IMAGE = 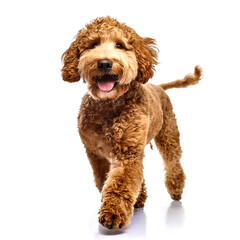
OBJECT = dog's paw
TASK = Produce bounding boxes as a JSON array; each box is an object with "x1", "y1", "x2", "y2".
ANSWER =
[
  {"x1": 99, "y1": 205, "x2": 130, "y2": 229},
  {"x1": 99, "y1": 212, "x2": 125, "y2": 229},
  {"x1": 165, "y1": 173, "x2": 185, "y2": 201},
  {"x1": 170, "y1": 193, "x2": 182, "y2": 201}
]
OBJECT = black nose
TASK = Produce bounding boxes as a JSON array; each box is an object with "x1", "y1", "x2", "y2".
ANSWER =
[{"x1": 98, "y1": 59, "x2": 112, "y2": 73}]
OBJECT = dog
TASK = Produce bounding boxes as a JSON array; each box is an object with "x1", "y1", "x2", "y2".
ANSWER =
[{"x1": 61, "y1": 16, "x2": 202, "y2": 229}]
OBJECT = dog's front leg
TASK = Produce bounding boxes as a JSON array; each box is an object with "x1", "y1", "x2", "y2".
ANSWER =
[{"x1": 99, "y1": 153, "x2": 143, "y2": 229}]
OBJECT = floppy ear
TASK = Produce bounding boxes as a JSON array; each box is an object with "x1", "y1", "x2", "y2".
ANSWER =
[
  {"x1": 135, "y1": 37, "x2": 158, "y2": 84},
  {"x1": 61, "y1": 37, "x2": 81, "y2": 82}
]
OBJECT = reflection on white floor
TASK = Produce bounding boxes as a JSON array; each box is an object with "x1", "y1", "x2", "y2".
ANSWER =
[
  {"x1": 94, "y1": 200, "x2": 186, "y2": 239},
  {"x1": 165, "y1": 201, "x2": 185, "y2": 228}
]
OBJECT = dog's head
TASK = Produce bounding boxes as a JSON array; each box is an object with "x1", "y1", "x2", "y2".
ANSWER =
[{"x1": 62, "y1": 17, "x2": 158, "y2": 101}]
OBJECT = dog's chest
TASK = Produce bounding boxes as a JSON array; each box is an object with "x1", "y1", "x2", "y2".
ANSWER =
[
  {"x1": 78, "y1": 97, "x2": 125, "y2": 152},
  {"x1": 79, "y1": 103, "x2": 120, "y2": 133}
]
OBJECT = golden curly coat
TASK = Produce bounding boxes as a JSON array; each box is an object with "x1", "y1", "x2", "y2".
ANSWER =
[{"x1": 61, "y1": 16, "x2": 202, "y2": 230}]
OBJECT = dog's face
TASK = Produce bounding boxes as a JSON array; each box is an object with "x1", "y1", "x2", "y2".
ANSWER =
[
  {"x1": 78, "y1": 29, "x2": 139, "y2": 100},
  {"x1": 62, "y1": 17, "x2": 158, "y2": 101}
]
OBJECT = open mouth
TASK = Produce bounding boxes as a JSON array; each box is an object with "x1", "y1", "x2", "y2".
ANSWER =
[{"x1": 96, "y1": 74, "x2": 119, "y2": 92}]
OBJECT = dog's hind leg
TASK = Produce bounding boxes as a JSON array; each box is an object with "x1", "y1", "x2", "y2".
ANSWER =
[
  {"x1": 86, "y1": 150, "x2": 110, "y2": 192},
  {"x1": 154, "y1": 97, "x2": 185, "y2": 200}
]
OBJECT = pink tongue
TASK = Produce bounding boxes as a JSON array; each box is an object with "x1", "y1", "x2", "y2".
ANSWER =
[{"x1": 97, "y1": 81, "x2": 115, "y2": 92}]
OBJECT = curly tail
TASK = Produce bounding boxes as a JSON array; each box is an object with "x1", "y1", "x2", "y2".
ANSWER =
[{"x1": 160, "y1": 66, "x2": 203, "y2": 90}]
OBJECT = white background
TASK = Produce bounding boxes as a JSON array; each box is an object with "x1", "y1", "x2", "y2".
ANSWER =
[{"x1": 1, "y1": 0, "x2": 240, "y2": 239}]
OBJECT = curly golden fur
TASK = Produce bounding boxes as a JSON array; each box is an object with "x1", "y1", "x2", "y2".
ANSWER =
[{"x1": 61, "y1": 16, "x2": 202, "y2": 230}]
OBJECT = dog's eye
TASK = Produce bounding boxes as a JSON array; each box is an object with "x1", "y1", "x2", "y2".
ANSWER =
[
  {"x1": 116, "y1": 43, "x2": 124, "y2": 49},
  {"x1": 91, "y1": 42, "x2": 99, "y2": 49}
]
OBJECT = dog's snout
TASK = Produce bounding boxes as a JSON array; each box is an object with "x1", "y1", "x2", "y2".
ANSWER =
[{"x1": 98, "y1": 59, "x2": 112, "y2": 73}]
